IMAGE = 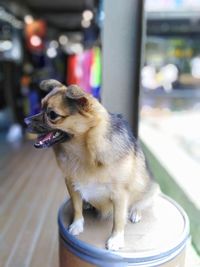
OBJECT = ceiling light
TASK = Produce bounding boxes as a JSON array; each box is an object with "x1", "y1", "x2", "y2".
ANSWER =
[
  {"x1": 71, "y1": 43, "x2": 83, "y2": 54},
  {"x1": 82, "y1": 10, "x2": 93, "y2": 21},
  {"x1": 46, "y1": 47, "x2": 57, "y2": 58},
  {"x1": 50, "y1": 40, "x2": 59, "y2": 49},
  {"x1": 59, "y1": 35, "x2": 68, "y2": 46},
  {"x1": 81, "y1": 20, "x2": 91, "y2": 28},
  {"x1": 24, "y1": 15, "x2": 34, "y2": 24},
  {"x1": 0, "y1": 40, "x2": 13, "y2": 51},
  {"x1": 30, "y1": 35, "x2": 42, "y2": 47}
]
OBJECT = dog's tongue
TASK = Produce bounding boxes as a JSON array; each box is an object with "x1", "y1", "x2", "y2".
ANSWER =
[{"x1": 38, "y1": 132, "x2": 54, "y2": 143}]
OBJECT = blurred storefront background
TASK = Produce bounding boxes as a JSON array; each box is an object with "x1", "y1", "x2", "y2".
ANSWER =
[
  {"x1": 0, "y1": 0, "x2": 102, "y2": 143},
  {"x1": 141, "y1": 0, "x2": 200, "y2": 170},
  {"x1": 0, "y1": 0, "x2": 199, "y2": 145},
  {"x1": 141, "y1": 0, "x2": 200, "y2": 162},
  {"x1": 143, "y1": 0, "x2": 200, "y2": 111},
  {"x1": 140, "y1": 0, "x2": 200, "y2": 255}
]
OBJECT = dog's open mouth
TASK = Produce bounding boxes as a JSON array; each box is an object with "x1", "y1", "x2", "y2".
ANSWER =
[{"x1": 34, "y1": 130, "x2": 70, "y2": 148}]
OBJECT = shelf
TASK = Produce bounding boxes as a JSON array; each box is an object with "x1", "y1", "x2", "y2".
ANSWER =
[{"x1": 146, "y1": 11, "x2": 200, "y2": 20}]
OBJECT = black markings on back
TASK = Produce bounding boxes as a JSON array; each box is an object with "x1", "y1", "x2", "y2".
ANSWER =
[{"x1": 108, "y1": 113, "x2": 139, "y2": 158}]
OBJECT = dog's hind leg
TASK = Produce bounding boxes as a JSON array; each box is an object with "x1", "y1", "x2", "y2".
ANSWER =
[{"x1": 129, "y1": 182, "x2": 160, "y2": 224}]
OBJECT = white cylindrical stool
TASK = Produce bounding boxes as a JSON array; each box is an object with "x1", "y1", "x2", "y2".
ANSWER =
[{"x1": 58, "y1": 194, "x2": 190, "y2": 267}]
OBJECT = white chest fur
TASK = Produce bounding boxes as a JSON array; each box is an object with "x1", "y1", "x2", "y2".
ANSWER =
[{"x1": 74, "y1": 182, "x2": 109, "y2": 202}]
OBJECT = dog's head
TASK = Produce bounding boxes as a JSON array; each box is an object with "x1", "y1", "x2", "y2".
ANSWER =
[{"x1": 25, "y1": 79, "x2": 99, "y2": 148}]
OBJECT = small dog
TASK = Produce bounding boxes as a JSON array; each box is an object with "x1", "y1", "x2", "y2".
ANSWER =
[{"x1": 25, "y1": 79, "x2": 159, "y2": 250}]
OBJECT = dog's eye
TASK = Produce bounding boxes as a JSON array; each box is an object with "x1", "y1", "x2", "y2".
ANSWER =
[{"x1": 48, "y1": 110, "x2": 59, "y2": 120}]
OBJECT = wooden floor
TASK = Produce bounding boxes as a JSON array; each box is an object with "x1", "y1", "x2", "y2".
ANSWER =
[{"x1": 0, "y1": 140, "x2": 67, "y2": 267}]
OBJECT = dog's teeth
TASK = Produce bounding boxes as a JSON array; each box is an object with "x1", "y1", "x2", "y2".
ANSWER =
[{"x1": 54, "y1": 132, "x2": 60, "y2": 138}]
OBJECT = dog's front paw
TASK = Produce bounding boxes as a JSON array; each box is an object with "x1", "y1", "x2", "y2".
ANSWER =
[
  {"x1": 106, "y1": 232, "x2": 124, "y2": 251},
  {"x1": 68, "y1": 218, "x2": 84, "y2": 236}
]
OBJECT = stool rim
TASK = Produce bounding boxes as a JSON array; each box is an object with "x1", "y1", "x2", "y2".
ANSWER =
[{"x1": 58, "y1": 194, "x2": 190, "y2": 266}]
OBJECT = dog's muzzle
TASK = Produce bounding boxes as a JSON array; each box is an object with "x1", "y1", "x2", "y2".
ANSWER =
[
  {"x1": 24, "y1": 112, "x2": 72, "y2": 148},
  {"x1": 24, "y1": 112, "x2": 52, "y2": 134}
]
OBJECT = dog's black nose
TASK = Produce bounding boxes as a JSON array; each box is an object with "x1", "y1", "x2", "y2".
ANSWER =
[{"x1": 24, "y1": 112, "x2": 43, "y2": 125}]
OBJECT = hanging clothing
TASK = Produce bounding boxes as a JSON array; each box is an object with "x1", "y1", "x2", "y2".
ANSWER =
[
  {"x1": 66, "y1": 47, "x2": 102, "y2": 99},
  {"x1": 67, "y1": 55, "x2": 79, "y2": 85}
]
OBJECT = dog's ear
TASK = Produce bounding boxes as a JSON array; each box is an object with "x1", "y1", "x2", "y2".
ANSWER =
[
  {"x1": 40, "y1": 79, "x2": 63, "y2": 92},
  {"x1": 66, "y1": 85, "x2": 89, "y2": 110}
]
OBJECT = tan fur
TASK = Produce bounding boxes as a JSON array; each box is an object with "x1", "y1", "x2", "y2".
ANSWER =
[{"x1": 42, "y1": 84, "x2": 159, "y2": 250}]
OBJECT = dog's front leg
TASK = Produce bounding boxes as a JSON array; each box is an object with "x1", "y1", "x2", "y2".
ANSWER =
[
  {"x1": 65, "y1": 179, "x2": 84, "y2": 235},
  {"x1": 106, "y1": 194, "x2": 128, "y2": 250}
]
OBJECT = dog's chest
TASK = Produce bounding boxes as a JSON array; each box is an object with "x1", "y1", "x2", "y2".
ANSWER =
[{"x1": 73, "y1": 182, "x2": 110, "y2": 202}]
